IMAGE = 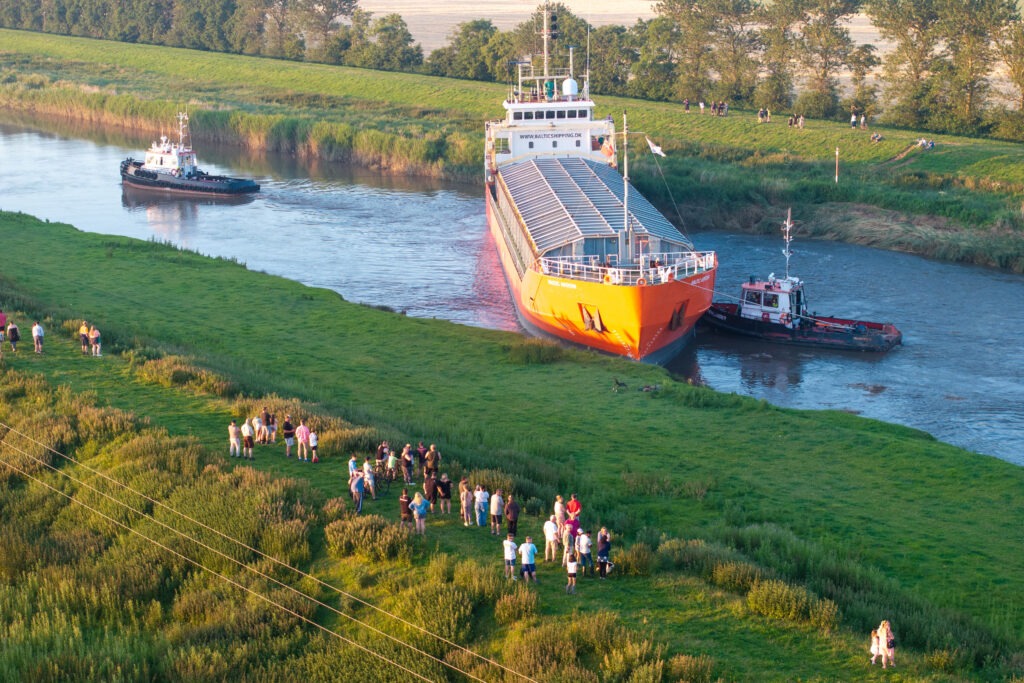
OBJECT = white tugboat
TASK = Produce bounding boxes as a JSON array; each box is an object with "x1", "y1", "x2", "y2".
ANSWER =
[
  {"x1": 120, "y1": 112, "x2": 259, "y2": 196},
  {"x1": 702, "y1": 210, "x2": 902, "y2": 352}
]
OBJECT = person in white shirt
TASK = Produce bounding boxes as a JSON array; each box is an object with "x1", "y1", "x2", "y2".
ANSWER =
[
  {"x1": 543, "y1": 515, "x2": 559, "y2": 562},
  {"x1": 31, "y1": 321, "x2": 44, "y2": 354},
  {"x1": 489, "y1": 490, "x2": 504, "y2": 535},
  {"x1": 474, "y1": 486, "x2": 489, "y2": 527},
  {"x1": 502, "y1": 534, "x2": 519, "y2": 580},
  {"x1": 576, "y1": 529, "x2": 593, "y2": 576},
  {"x1": 240, "y1": 419, "x2": 255, "y2": 459}
]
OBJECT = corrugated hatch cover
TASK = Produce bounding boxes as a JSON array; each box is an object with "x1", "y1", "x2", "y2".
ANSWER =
[{"x1": 499, "y1": 157, "x2": 693, "y2": 254}]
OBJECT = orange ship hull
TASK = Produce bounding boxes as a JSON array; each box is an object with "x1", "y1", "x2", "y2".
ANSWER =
[{"x1": 487, "y1": 196, "x2": 717, "y2": 363}]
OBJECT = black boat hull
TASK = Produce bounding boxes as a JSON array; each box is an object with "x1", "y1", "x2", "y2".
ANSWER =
[
  {"x1": 702, "y1": 304, "x2": 902, "y2": 352},
  {"x1": 120, "y1": 159, "x2": 259, "y2": 196}
]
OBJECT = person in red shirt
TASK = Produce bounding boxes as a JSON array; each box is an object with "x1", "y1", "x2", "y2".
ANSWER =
[{"x1": 566, "y1": 493, "x2": 582, "y2": 520}]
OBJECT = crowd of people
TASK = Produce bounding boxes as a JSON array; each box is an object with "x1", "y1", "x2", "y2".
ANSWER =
[
  {"x1": 0, "y1": 311, "x2": 103, "y2": 359},
  {"x1": 228, "y1": 409, "x2": 320, "y2": 463}
]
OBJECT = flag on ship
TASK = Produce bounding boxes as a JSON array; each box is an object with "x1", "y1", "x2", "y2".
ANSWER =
[{"x1": 646, "y1": 137, "x2": 666, "y2": 157}]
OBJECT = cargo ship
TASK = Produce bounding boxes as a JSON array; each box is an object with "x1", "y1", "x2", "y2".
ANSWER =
[
  {"x1": 484, "y1": 11, "x2": 716, "y2": 363},
  {"x1": 120, "y1": 112, "x2": 259, "y2": 196}
]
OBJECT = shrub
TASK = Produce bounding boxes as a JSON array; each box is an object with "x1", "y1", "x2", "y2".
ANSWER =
[
  {"x1": 452, "y1": 559, "x2": 503, "y2": 603},
  {"x1": 657, "y1": 538, "x2": 739, "y2": 577},
  {"x1": 523, "y1": 496, "x2": 544, "y2": 517},
  {"x1": 494, "y1": 585, "x2": 537, "y2": 625},
  {"x1": 712, "y1": 561, "x2": 763, "y2": 594},
  {"x1": 808, "y1": 596, "x2": 840, "y2": 633},
  {"x1": 747, "y1": 579, "x2": 808, "y2": 622},
  {"x1": 323, "y1": 515, "x2": 412, "y2": 562},
  {"x1": 615, "y1": 543, "x2": 653, "y2": 577},
  {"x1": 666, "y1": 653, "x2": 715, "y2": 683},
  {"x1": 924, "y1": 648, "x2": 965, "y2": 673},
  {"x1": 601, "y1": 638, "x2": 660, "y2": 681},
  {"x1": 505, "y1": 338, "x2": 564, "y2": 364},
  {"x1": 320, "y1": 497, "x2": 348, "y2": 524}
]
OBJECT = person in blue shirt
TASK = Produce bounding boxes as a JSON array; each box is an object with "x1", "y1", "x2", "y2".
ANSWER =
[
  {"x1": 518, "y1": 536, "x2": 539, "y2": 582},
  {"x1": 410, "y1": 492, "x2": 431, "y2": 535},
  {"x1": 350, "y1": 471, "x2": 365, "y2": 514}
]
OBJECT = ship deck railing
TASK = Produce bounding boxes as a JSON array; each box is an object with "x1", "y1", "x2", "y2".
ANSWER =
[{"x1": 538, "y1": 251, "x2": 715, "y2": 286}]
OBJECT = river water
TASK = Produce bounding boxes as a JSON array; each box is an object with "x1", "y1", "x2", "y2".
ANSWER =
[{"x1": 0, "y1": 117, "x2": 1021, "y2": 464}]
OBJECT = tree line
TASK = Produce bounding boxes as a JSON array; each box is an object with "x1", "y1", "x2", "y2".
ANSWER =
[{"x1": 5, "y1": 0, "x2": 1024, "y2": 138}]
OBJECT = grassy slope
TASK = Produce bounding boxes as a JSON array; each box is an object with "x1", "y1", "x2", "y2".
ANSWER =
[{"x1": 2, "y1": 211, "x2": 1022, "y2": 669}]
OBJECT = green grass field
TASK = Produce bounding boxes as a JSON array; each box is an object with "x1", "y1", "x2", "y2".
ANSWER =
[
  {"x1": 2, "y1": 28, "x2": 1024, "y2": 271},
  {"x1": 0, "y1": 210, "x2": 1021, "y2": 680}
]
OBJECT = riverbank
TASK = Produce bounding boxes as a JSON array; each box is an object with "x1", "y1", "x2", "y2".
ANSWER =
[
  {"x1": 0, "y1": 209, "x2": 1022, "y2": 679},
  {"x1": 2, "y1": 29, "x2": 1023, "y2": 272}
]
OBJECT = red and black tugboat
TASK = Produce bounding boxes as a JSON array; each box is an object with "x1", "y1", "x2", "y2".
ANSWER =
[
  {"x1": 120, "y1": 112, "x2": 259, "y2": 196},
  {"x1": 702, "y1": 210, "x2": 902, "y2": 352}
]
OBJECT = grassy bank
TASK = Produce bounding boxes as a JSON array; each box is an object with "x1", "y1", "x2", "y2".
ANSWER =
[
  {"x1": 0, "y1": 210, "x2": 1022, "y2": 679},
  {"x1": 2, "y1": 29, "x2": 1024, "y2": 271}
]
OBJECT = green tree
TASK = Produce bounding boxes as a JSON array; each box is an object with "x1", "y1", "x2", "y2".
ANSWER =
[
  {"x1": 345, "y1": 12, "x2": 422, "y2": 71},
  {"x1": 865, "y1": 0, "x2": 940, "y2": 128},
  {"x1": 170, "y1": 0, "x2": 236, "y2": 51},
  {"x1": 755, "y1": 0, "x2": 803, "y2": 110},
  {"x1": 654, "y1": 0, "x2": 717, "y2": 100},
  {"x1": 796, "y1": 0, "x2": 860, "y2": 118},
  {"x1": 933, "y1": 0, "x2": 1017, "y2": 131},
  {"x1": 587, "y1": 23, "x2": 637, "y2": 97},
  {"x1": 999, "y1": 20, "x2": 1024, "y2": 109},
  {"x1": 427, "y1": 19, "x2": 498, "y2": 81},
  {"x1": 628, "y1": 17, "x2": 679, "y2": 101},
  {"x1": 709, "y1": 0, "x2": 760, "y2": 105},
  {"x1": 841, "y1": 43, "x2": 879, "y2": 115},
  {"x1": 226, "y1": 0, "x2": 267, "y2": 55},
  {"x1": 298, "y1": 0, "x2": 358, "y2": 62}
]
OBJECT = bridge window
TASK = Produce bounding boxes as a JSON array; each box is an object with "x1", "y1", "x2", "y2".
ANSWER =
[
  {"x1": 513, "y1": 112, "x2": 523, "y2": 120},
  {"x1": 578, "y1": 110, "x2": 588, "y2": 119},
  {"x1": 557, "y1": 110, "x2": 566, "y2": 119},
  {"x1": 546, "y1": 110, "x2": 556, "y2": 119},
  {"x1": 744, "y1": 290, "x2": 762, "y2": 305},
  {"x1": 524, "y1": 111, "x2": 534, "y2": 120},
  {"x1": 568, "y1": 110, "x2": 577, "y2": 118}
]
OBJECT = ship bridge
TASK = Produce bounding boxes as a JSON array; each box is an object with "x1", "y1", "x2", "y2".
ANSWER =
[{"x1": 498, "y1": 156, "x2": 693, "y2": 261}]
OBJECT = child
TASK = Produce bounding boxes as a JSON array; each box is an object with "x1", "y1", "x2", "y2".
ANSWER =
[
  {"x1": 503, "y1": 534, "x2": 519, "y2": 580},
  {"x1": 566, "y1": 551, "x2": 578, "y2": 594},
  {"x1": 869, "y1": 629, "x2": 880, "y2": 665},
  {"x1": 309, "y1": 427, "x2": 319, "y2": 463}
]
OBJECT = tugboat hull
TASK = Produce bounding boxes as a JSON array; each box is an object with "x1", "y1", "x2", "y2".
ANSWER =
[
  {"x1": 702, "y1": 304, "x2": 901, "y2": 352},
  {"x1": 120, "y1": 159, "x2": 259, "y2": 196}
]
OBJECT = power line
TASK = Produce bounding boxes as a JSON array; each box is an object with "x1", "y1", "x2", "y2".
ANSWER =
[
  {"x1": 0, "y1": 427, "x2": 527, "y2": 682},
  {"x1": 0, "y1": 451, "x2": 436, "y2": 683}
]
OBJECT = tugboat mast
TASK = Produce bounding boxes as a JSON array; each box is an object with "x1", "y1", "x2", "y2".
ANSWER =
[{"x1": 782, "y1": 208, "x2": 794, "y2": 280}]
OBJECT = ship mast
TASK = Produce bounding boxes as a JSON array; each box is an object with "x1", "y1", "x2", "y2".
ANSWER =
[
  {"x1": 782, "y1": 208, "x2": 794, "y2": 279},
  {"x1": 177, "y1": 112, "x2": 189, "y2": 149},
  {"x1": 622, "y1": 111, "x2": 632, "y2": 265}
]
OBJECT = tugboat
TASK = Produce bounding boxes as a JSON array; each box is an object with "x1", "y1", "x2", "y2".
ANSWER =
[
  {"x1": 120, "y1": 112, "x2": 259, "y2": 196},
  {"x1": 702, "y1": 210, "x2": 901, "y2": 352},
  {"x1": 484, "y1": 5, "x2": 716, "y2": 363}
]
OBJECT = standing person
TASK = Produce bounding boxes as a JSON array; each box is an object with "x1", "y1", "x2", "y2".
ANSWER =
[
  {"x1": 869, "y1": 629, "x2": 881, "y2": 666},
  {"x1": 543, "y1": 515, "x2": 559, "y2": 562},
  {"x1": 281, "y1": 415, "x2": 296, "y2": 458},
  {"x1": 561, "y1": 523, "x2": 575, "y2": 567},
  {"x1": 6, "y1": 321, "x2": 19, "y2": 353},
  {"x1": 424, "y1": 444, "x2": 441, "y2": 479},
  {"x1": 798, "y1": 114, "x2": 805, "y2": 129},
  {"x1": 460, "y1": 479, "x2": 474, "y2": 526},
  {"x1": 376, "y1": 440, "x2": 390, "y2": 467},
  {"x1": 228, "y1": 420, "x2": 241, "y2": 458},
  {"x1": 349, "y1": 471, "x2": 365, "y2": 514},
  {"x1": 597, "y1": 527, "x2": 613, "y2": 579},
  {"x1": 878, "y1": 620, "x2": 895, "y2": 669},
  {"x1": 423, "y1": 472, "x2": 438, "y2": 512},
  {"x1": 401, "y1": 444, "x2": 415, "y2": 484},
  {"x1": 851, "y1": 110, "x2": 858, "y2": 128},
  {"x1": 240, "y1": 419, "x2": 255, "y2": 459},
  {"x1": 504, "y1": 494, "x2": 521, "y2": 537},
  {"x1": 309, "y1": 425, "x2": 319, "y2": 462},
  {"x1": 88, "y1": 325, "x2": 101, "y2": 356},
  {"x1": 554, "y1": 495, "x2": 566, "y2": 537},
  {"x1": 259, "y1": 407, "x2": 271, "y2": 444},
  {"x1": 416, "y1": 441, "x2": 428, "y2": 477},
  {"x1": 251, "y1": 414, "x2": 263, "y2": 449},
  {"x1": 267, "y1": 411, "x2": 277, "y2": 443},
  {"x1": 410, "y1": 492, "x2": 430, "y2": 535},
  {"x1": 566, "y1": 493, "x2": 582, "y2": 521},
  {"x1": 348, "y1": 453, "x2": 359, "y2": 478},
  {"x1": 0, "y1": 310, "x2": 6, "y2": 344},
  {"x1": 79, "y1": 321, "x2": 90, "y2": 354},
  {"x1": 295, "y1": 419, "x2": 311, "y2": 461},
  {"x1": 436, "y1": 474, "x2": 452, "y2": 514},
  {"x1": 860, "y1": 113, "x2": 867, "y2": 129},
  {"x1": 398, "y1": 489, "x2": 413, "y2": 529},
  {"x1": 699, "y1": 100, "x2": 705, "y2": 114},
  {"x1": 31, "y1": 321, "x2": 44, "y2": 354},
  {"x1": 683, "y1": 97, "x2": 690, "y2": 113},
  {"x1": 489, "y1": 489, "x2": 505, "y2": 535},
  {"x1": 518, "y1": 536, "x2": 538, "y2": 582},
  {"x1": 566, "y1": 551, "x2": 578, "y2": 594},
  {"x1": 475, "y1": 485, "x2": 490, "y2": 527},
  {"x1": 386, "y1": 448, "x2": 399, "y2": 483},
  {"x1": 502, "y1": 534, "x2": 519, "y2": 580},
  {"x1": 362, "y1": 457, "x2": 377, "y2": 499},
  {"x1": 576, "y1": 529, "x2": 593, "y2": 577}
]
